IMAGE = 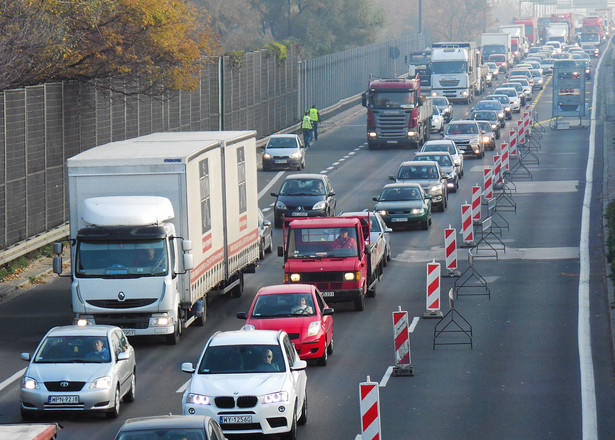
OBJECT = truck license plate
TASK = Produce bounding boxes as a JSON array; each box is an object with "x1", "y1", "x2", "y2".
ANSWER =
[
  {"x1": 321, "y1": 291, "x2": 335, "y2": 297},
  {"x1": 292, "y1": 212, "x2": 308, "y2": 217},
  {"x1": 392, "y1": 218, "x2": 408, "y2": 222},
  {"x1": 122, "y1": 329, "x2": 136, "y2": 336},
  {"x1": 49, "y1": 395, "x2": 79, "y2": 404},
  {"x1": 221, "y1": 415, "x2": 252, "y2": 424}
]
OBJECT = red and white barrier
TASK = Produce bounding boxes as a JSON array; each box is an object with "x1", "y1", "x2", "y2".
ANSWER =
[
  {"x1": 444, "y1": 227, "x2": 459, "y2": 275},
  {"x1": 392, "y1": 308, "x2": 410, "y2": 367},
  {"x1": 517, "y1": 120, "x2": 525, "y2": 145},
  {"x1": 461, "y1": 203, "x2": 474, "y2": 246},
  {"x1": 500, "y1": 142, "x2": 509, "y2": 172},
  {"x1": 493, "y1": 154, "x2": 502, "y2": 185},
  {"x1": 424, "y1": 261, "x2": 442, "y2": 317},
  {"x1": 471, "y1": 186, "x2": 481, "y2": 224},
  {"x1": 483, "y1": 167, "x2": 493, "y2": 201},
  {"x1": 509, "y1": 130, "x2": 518, "y2": 156},
  {"x1": 360, "y1": 377, "x2": 381, "y2": 440}
]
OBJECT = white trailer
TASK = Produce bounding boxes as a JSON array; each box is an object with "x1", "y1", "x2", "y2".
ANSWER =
[
  {"x1": 53, "y1": 131, "x2": 260, "y2": 344},
  {"x1": 431, "y1": 41, "x2": 483, "y2": 104},
  {"x1": 480, "y1": 33, "x2": 513, "y2": 69},
  {"x1": 547, "y1": 23, "x2": 569, "y2": 43}
]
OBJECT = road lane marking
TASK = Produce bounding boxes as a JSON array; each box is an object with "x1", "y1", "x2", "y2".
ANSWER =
[
  {"x1": 177, "y1": 380, "x2": 190, "y2": 393},
  {"x1": 0, "y1": 367, "x2": 26, "y2": 391},
  {"x1": 258, "y1": 171, "x2": 285, "y2": 199},
  {"x1": 394, "y1": 246, "x2": 579, "y2": 263}
]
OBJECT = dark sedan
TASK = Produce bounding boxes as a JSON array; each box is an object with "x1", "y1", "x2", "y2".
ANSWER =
[
  {"x1": 472, "y1": 100, "x2": 505, "y2": 127},
  {"x1": 373, "y1": 182, "x2": 432, "y2": 230},
  {"x1": 470, "y1": 110, "x2": 501, "y2": 139},
  {"x1": 271, "y1": 174, "x2": 336, "y2": 228}
]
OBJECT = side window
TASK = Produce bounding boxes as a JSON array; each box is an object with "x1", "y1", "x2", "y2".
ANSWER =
[
  {"x1": 282, "y1": 335, "x2": 296, "y2": 365},
  {"x1": 110, "y1": 332, "x2": 122, "y2": 358},
  {"x1": 315, "y1": 292, "x2": 326, "y2": 312}
]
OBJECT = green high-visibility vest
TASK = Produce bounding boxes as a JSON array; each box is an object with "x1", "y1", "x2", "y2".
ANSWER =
[
  {"x1": 309, "y1": 108, "x2": 319, "y2": 121},
  {"x1": 302, "y1": 115, "x2": 313, "y2": 129}
]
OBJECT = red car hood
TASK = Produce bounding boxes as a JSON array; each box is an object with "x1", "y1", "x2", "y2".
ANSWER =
[{"x1": 246, "y1": 316, "x2": 315, "y2": 335}]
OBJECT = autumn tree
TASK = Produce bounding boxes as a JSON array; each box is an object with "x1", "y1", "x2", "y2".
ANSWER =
[
  {"x1": 423, "y1": 0, "x2": 492, "y2": 42},
  {"x1": 0, "y1": 0, "x2": 220, "y2": 93}
]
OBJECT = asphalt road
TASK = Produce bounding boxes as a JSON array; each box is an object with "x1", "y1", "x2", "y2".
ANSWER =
[{"x1": 0, "y1": 54, "x2": 614, "y2": 440}]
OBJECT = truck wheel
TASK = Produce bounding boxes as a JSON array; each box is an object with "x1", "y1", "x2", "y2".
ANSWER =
[
  {"x1": 166, "y1": 316, "x2": 181, "y2": 345},
  {"x1": 354, "y1": 287, "x2": 366, "y2": 311},
  {"x1": 368, "y1": 141, "x2": 377, "y2": 150},
  {"x1": 231, "y1": 272, "x2": 244, "y2": 298}
]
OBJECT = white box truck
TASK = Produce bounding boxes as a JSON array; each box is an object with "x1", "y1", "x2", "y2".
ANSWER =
[
  {"x1": 53, "y1": 131, "x2": 260, "y2": 344},
  {"x1": 480, "y1": 32, "x2": 512, "y2": 71},
  {"x1": 431, "y1": 41, "x2": 483, "y2": 104}
]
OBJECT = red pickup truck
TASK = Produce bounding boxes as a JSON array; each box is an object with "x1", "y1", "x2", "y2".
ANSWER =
[{"x1": 278, "y1": 217, "x2": 382, "y2": 311}]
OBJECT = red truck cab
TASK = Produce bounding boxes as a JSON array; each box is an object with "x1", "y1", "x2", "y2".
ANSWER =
[{"x1": 278, "y1": 217, "x2": 375, "y2": 311}]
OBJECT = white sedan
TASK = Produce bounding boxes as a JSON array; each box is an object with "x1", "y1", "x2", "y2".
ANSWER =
[
  {"x1": 431, "y1": 106, "x2": 444, "y2": 133},
  {"x1": 182, "y1": 329, "x2": 308, "y2": 440}
]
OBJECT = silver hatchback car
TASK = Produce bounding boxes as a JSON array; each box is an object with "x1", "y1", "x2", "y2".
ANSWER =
[{"x1": 20, "y1": 325, "x2": 136, "y2": 419}]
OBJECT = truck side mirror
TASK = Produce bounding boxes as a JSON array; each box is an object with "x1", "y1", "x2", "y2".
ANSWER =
[
  {"x1": 182, "y1": 240, "x2": 193, "y2": 251},
  {"x1": 53, "y1": 242, "x2": 63, "y2": 255},
  {"x1": 361, "y1": 93, "x2": 367, "y2": 107},
  {"x1": 183, "y1": 253, "x2": 194, "y2": 271},
  {"x1": 53, "y1": 256, "x2": 63, "y2": 275}
]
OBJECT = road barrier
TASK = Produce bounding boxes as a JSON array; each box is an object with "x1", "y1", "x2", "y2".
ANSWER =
[
  {"x1": 471, "y1": 186, "x2": 481, "y2": 224},
  {"x1": 460, "y1": 203, "x2": 475, "y2": 246},
  {"x1": 444, "y1": 227, "x2": 459, "y2": 276},
  {"x1": 424, "y1": 261, "x2": 443, "y2": 318},
  {"x1": 501, "y1": 142, "x2": 509, "y2": 172},
  {"x1": 517, "y1": 120, "x2": 526, "y2": 145},
  {"x1": 433, "y1": 288, "x2": 473, "y2": 349},
  {"x1": 392, "y1": 307, "x2": 414, "y2": 376},
  {"x1": 483, "y1": 167, "x2": 493, "y2": 202},
  {"x1": 509, "y1": 129, "x2": 518, "y2": 156},
  {"x1": 493, "y1": 154, "x2": 502, "y2": 185},
  {"x1": 453, "y1": 250, "x2": 491, "y2": 299},
  {"x1": 359, "y1": 377, "x2": 381, "y2": 440}
]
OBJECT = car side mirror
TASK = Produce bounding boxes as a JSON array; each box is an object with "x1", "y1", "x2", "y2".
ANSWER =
[
  {"x1": 236, "y1": 312, "x2": 248, "y2": 320},
  {"x1": 388, "y1": 176, "x2": 396, "y2": 181},
  {"x1": 291, "y1": 359, "x2": 308, "y2": 371},
  {"x1": 373, "y1": 196, "x2": 379, "y2": 201},
  {"x1": 425, "y1": 194, "x2": 432, "y2": 199},
  {"x1": 270, "y1": 192, "x2": 278, "y2": 197},
  {"x1": 181, "y1": 362, "x2": 195, "y2": 373},
  {"x1": 21, "y1": 353, "x2": 30, "y2": 361},
  {"x1": 117, "y1": 351, "x2": 130, "y2": 361},
  {"x1": 263, "y1": 220, "x2": 271, "y2": 227},
  {"x1": 323, "y1": 308, "x2": 335, "y2": 316}
]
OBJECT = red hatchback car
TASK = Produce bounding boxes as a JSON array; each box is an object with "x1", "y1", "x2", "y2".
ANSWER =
[{"x1": 237, "y1": 284, "x2": 334, "y2": 365}]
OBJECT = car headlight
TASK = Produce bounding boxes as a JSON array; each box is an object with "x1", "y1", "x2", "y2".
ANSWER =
[
  {"x1": 442, "y1": 108, "x2": 450, "y2": 114},
  {"x1": 290, "y1": 152, "x2": 302, "y2": 159},
  {"x1": 378, "y1": 209, "x2": 388, "y2": 216},
  {"x1": 483, "y1": 136, "x2": 491, "y2": 143},
  {"x1": 263, "y1": 153, "x2": 272, "y2": 160},
  {"x1": 312, "y1": 200, "x2": 326, "y2": 210},
  {"x1": 275, "y1": 201, "x2": 287, "y2": 210},
  {"x1": 430, "y1": 185, "x2": 442, "y2": 196},
  {"x1": 307, "y1": 320, "x2": 321, "y2": 337},
  {"x1": 22, "y1": 376, "x2": 39, "y2": 390},
  {"x1": 152, "y1": 316, "x2": 173, "y2": 326},
  {"x1": 431, "y1": 91, "x2": 438, "y2": 97},
  {"x1": 411, "y1": 208, "x2": 425, "y2": 215},
  {"x1": 186, "y1": 393, "x2": 211, "y2": 405},
  {"x1": 538, "y1": 79, "x2": 544, "y2": 85},
  {"x1": 462, "y1": 90, "x2": 469, "y2": 97},
  {"x1": 505, "y1": 106, "x2": 511, "y2": 112},
  {"x1": 290, "y1": 273, "x2": 301, "y2": 282},
  {"x1": 586, "y1": 68, "x2": 590, "y2": 74},
  {"x1": 491, "y1": 124, "x2": 498, "y2": 130},
  {"x1": 263, "y1": 391, "x2": 289, "y2": 404},
  {"x1": 344, "y1": 272, "x2": 356, "y2": 281},
  {"x1": 368, "y1": 131, "x2": 377, "y2": 138},
  {"x1": 498, "y1": 112, "x2": 504, "y2": 119},
  {"x1": 453, "y1": 158, "x2": 460, "y2": 166},
  {"x1": 90, "y1": 376, "x2": 112, "y2": 390}
]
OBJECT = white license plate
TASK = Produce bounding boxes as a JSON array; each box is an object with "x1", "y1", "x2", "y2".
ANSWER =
[
  {"x1": 221, "y1": 415, "x2": 253, "y2": 424},
  {"x1": 321, "y1": 291, "x2": 335, "y2": 297},
  {"x1": 392, "y1": 218, "x2": 408, "y2": 222},
  {"x1": 291, "y1": 212, "x2": 308, "y2": 216},
  {"x1": 123, "y1": 329, "x2": 135, "y2": 336},
  {"x1": 275, "y1": 159, "x2": 287, "y2": 164},
  {"x1": 386, "y1": 140, "x2": 398, "y2": 144},
  {"x1": 49, "y1": 395, "x2": 79, "y2": 404}
]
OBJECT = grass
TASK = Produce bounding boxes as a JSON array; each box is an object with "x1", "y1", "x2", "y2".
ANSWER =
[{"x1": 0, "y1": 243, "x2": 60, "y2": 282}]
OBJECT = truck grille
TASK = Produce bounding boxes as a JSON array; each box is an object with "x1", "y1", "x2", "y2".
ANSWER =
[
  {"x1": 440, "y1": 79, "x2": 460, "y2": 87},
  {"x1": 86, "y1": 298, "x2": 157, "y2": 309},
  {"x1": 299, "y1": 272, "x2": 346, "y2": 283},
  {"x1": 373, "y1": 113, "x2": 410, "y2": 139},
  {"x1": 93, "y1": 313, "x2": 151, "y2": 329}
]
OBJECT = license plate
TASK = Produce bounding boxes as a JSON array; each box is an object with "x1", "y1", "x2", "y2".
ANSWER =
[
  {"x1": 291, "y1": 212, "x2": 308, "y2": 216},
  {"x1": 220, "y1": 415, "x2": 253, "y2": 424},
  {"x1": 391, "y1": 218, "x2": 408, "y2": 222},
  {"x1": 275, "y1": 159, "x2": 287, "y2": 164},
  {"x1": 386, "y1": 140, "x2": 398, "y2": 144},
  {"x1": 321, "y1": 291, "x2": 335, "y2": 297},
  {"x1": 123, "y1": 329, "x2": 135, "y2": 336},
  {"x1": 49, "y1": 395, "x2": 79, "y2": 404}
]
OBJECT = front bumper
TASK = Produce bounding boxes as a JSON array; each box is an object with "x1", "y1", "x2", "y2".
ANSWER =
[
  {"x1": 263, "y1": 157, "x2": 302, "y2": 170},
  {"x1": 21, "y1": 387, "x2": 117, "y2": 413},
  {"x1": 382, "y1": 211, "x2": 430, "y2": 227}
]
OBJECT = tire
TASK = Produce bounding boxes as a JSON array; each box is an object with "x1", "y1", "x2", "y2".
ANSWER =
[
  {"x1": 259, "y1": 241, "x2": 265, "y2": 260},
  {"x1": 327, "y1": 334, "x2": 334, "y2": 355},
  {"x1": 298, "y1": 391, "x2": 308, "y2": 425},
  {"x1": 123, "y1": 371, "x2": 136, "y2": 402},
  {"x1": 230, "y1": 272, "x2": 244, "y2": 298},
  {"x1": 106, "y1": 387, "x2": 121, "y2": 418},
  {"x1": 265, "y1": 240, "x2": 273, "y2": 254},
  {"x1": 282, "y1": 408, "x2": 298, "y2": 440},
  {"x1": 318, "y1": 343, "x2": 328, "y2": 366},
  {"x1": 354, "y1": 287, "x2": 366, "y2": 311},
  {"x1": 368, "y1": 141, "x2": 377, "y2": 150},
  {"x1": 422, "y1": 220, "x2": 429, "y2": 230},
  {"x1": 166, "y1": 316, "x2": 181, "y2": 345}
]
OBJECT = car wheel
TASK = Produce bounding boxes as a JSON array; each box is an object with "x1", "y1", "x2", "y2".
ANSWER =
[
  {"x1": 283, "y1": 407, "x2": 298, "y2": 440},
  {"x1": 123, "y1": 371, "x2": 136, "y2": 402},
  {"x1": 265, "y1": 239, "x2": 273, "y2": 254},
  {"x1": 106, "y1": 386, "x2": 121, "y2": 418},
  {"x1": 259, "y1": 241, "x2": 265, "y2": 260},
  {"x1": 421, "y1": 220, "x2": 429, "y2": 230},
  {"x1": 496, "y1": 131, "x2": 500, "y2": 140},
  {"x1": 318, "y1": 343, "x2": 328, "y2": 366},
  {"x1": 327, "y1": 334, "x2": 334, "y2": 355},
  {"x1": 298, "y1": 391, "x2": 308, "y2": 425}
]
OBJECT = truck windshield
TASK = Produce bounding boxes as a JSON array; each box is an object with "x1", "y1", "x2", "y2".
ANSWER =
[
  {"x1": 431, "y1": 61, "x2": 468, "y2": 74},
  {"x1": 369, "y1": 91, "x2": 415, "y2": 109},
  {"x1": 75, "y1": 239, "x2": 168, "y2": 277},
  {"x1": 287, "y1": 227, "x2": 359, "y2": 258},
  {"x1": 482, "y1": 45, "x2": 505, "y2": 57}
]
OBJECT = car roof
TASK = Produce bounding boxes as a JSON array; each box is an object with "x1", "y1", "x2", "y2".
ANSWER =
[
  {"x1": 414, "y1": 151, "x2": 452, "y2": 158},
  {"x1": 256, "y1": 284, "x2": 315, "y2": 295},
  {"x1": 209, "y1": 329, "x2": 283, "y2": 346},
  {"x1": 383, "y1": 182, "x2": 423, "y2": 189},
  {"x1": 46, "y1": 325, "x2": 118, "y2": 337},
  {"x1": 424, "y1": 139, "x2": 455, "y2": 146},
  {"x1": 284, "y1": 173, "x2": 326, "y2": 181},
  {"x1": 400, "y1": 160, "x2": 438, "y2": 167},
  {"x1": 448, "y1": 119, "x2": 479, "y2": 125},
  {"x1": 118, "y1": 415, "x2": 212, "y2": 432},
  {"x1": 269, "y1": 133, "x2": 299, "y2": 139}
]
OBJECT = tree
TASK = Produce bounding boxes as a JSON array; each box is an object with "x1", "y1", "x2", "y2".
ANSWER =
[
  {"x1": 423, "y1": 0, "x2": 492, "y2": 42},
  {"x1": 0, "y1": 0, "x2": 220, "y2": 93}
]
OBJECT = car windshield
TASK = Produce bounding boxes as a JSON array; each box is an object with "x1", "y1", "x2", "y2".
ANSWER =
[
  {"x1": 267, "y1": 137, "x2": 297, "y2": 148},
  {"x1": 116, "y1": 429, "x2": 206, "y2": 440},
  {"x1": 286, "y1": 227, "x2": 359, "y2": 258},
  {"x1": 398, "y1": 165, "x2": 438, "y2": 179},
  {"x1": 280, "y1": 179, "x2": 325, "y2": 196},
  {"x1": 198, "y1": 344, "x2": 286, "y2": 374},
  {"x1": 477, "y1": 121, "x2": 493, "y2": 133},
  {"x1": 432, "y1": 97, "x2": 448, "y2": 106},
  {"x1": 422, "y1": 143, "x2": 457, "y2": 156},
  {"x1": 446, "y1": 124, "x2": 477, "y2": 134},
  {"x1": 251, "y1": 293, "x2": 316, "y2": 317},
  {"x1": 34, "y1": 336, "x2": 112, "y2": 363},
  {"x1": 473, "y1": 111, "x2": 497, "y2": 121},
  {"x1": 476, "y1": 102, "x2": 499, "y2": 110},
  {"x1": 380, "y1": 186, "x2": 422, "y2": 201},
  {"x1": 416, "y1": 155, "x2": 452, "y2": 167},
  {"x1": 496, "y1": 89, "x2": 516, "y2": 98},
  {"x1": 75, "y1": 239, "x2": 168, "y2": 278}
]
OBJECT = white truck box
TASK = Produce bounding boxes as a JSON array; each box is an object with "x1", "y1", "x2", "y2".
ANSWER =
[
  {"x1": 56, "y1": 131, "x2": 259, "y2": 344},
  {"x1": 480, "y1": 33, "x2": 513, "y2": 67}
]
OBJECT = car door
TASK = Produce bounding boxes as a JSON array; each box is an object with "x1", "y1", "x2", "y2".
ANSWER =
[
  {"x1": 110, "y1": 330, "x2": 132, "y2": 395},
  {"x1": 314, "y1": 290, "x2": 333, "y2": 341},
  {"x1": 324, "y1": 177, "x2": 336, "y2": 215},
  {"x1": 282, "y1": 334, "x2": 306, "y2": 417}
]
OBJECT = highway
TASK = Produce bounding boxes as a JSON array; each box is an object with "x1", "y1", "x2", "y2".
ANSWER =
[{"x1": 0, "y1": 51, "x2": 614, "y2": 440}]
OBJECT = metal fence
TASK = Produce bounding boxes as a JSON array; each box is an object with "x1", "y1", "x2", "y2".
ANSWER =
[{"x1": 0, "y1": 35, "x2": 424, "y2": 264}]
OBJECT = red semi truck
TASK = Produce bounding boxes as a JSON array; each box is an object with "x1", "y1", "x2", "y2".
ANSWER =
[
  {"x1": 551, "y1": 12, "x2": 575, "y2": 42},
  {"x1": 361, "y1": 77, "x2": 432, "y2": 150},
  {"x1": 513, "y1": 17, "x2": 537, "y2": 45},
  {"x1": 278, "y1": 217, "x2": 383, "y2": 311},
  {"x1": 582, "y1": 16, "x2": 604, "y2": 41}
]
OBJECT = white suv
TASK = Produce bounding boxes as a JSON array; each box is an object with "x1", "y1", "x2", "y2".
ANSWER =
[{"x1": 182, "y1": 329, "x2": 308, "y2": 439}]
